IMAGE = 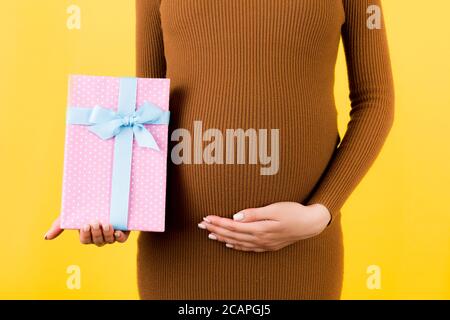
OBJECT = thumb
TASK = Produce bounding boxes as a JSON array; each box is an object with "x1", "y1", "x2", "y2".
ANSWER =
[
  {"x1": 45, "y1": 217, "x2": 64, "y2": 240},
  {"x1": 232, "y1": 205, "x2": 276, "y2": 222}
]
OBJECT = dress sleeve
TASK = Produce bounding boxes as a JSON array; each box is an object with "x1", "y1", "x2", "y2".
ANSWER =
[
  {"x1": 306, "y1": 0, "x2": 395, "y2": 224},
  {"x1": 136, "y1": 0, "x2": 166, "y2": 78}
]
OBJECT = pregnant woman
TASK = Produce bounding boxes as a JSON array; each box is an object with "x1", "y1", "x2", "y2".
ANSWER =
[{"x1": 46, "y1": 0, "x2": 394, "y2": 299}]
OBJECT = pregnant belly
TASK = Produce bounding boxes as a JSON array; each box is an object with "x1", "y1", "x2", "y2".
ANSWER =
[
  {"x1": 163, "y1": 77, "x2": 339, "y2": 224},
  {"x1": 165, "y1": 109, "x2": 339, "y2": 225}
]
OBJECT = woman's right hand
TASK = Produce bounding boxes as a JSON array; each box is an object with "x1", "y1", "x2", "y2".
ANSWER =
[{"x1": 44, "y1": 217, "x2": 130, "y2": 247}]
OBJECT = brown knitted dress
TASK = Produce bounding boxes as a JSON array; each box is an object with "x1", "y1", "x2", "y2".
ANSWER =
[{"x1": 135, "y1": 0, "x2": 394, "y2": 299}]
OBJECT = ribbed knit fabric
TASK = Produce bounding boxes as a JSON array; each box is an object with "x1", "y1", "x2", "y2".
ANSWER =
[{"x1": 135, "y1": 0, "x2": 394, "y2": 299}]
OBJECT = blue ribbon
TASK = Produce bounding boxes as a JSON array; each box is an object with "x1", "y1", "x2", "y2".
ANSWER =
[{"x1": 67, "y1": 77, "x2": 170, "y2": 230}]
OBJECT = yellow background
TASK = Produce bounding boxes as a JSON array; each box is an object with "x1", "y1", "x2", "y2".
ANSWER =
[{"x1": 1, "y1": 1, "x2": 449, "y2": 299}]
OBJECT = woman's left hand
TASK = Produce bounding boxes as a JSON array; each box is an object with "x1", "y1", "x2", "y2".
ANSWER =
[{"x1": 198, "y1": 202, "x2": 331, "y2": 252}]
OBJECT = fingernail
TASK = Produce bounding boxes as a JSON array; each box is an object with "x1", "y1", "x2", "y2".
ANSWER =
[
  {"x1": 198, "y1": 223, "x2": 207, "y2": 229},
  {"x1": 103, "y1": 224, "x2": 110, "y2": 232},
  {"x1": 114, "y1": 231, "x2": 121, "y2": 238},
  {"x1": 203, "y1": 217, "x2": 211, "y2": 223},
  {"x1": 233, "y1": 212, "x2": 244, "y2": 221},
  {"x1": 226, "y1": 243, "x2": 234, "y2": 248},
  {"x1": 91, "y1": 221, "x2": 100, "y2": 230},
  {"x1": 208, "y1": 233, "x2": 217, "y2": 240},
  {"x1": 83, "y1": 224, "x2": 90, "y2": 232},
  {"x1": 44, "y1": 233, "x2": 48, "y2": 240}
]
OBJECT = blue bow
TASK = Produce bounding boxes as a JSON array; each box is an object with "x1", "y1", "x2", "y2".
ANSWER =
[
  {"x1": 66, "y1": 77, "x2": 170, "y2": 231},
  {"x1": 68, "y1": 101, "x2": 170, "y2": 151}
]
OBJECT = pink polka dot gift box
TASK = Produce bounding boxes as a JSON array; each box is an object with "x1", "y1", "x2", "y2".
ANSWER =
[{"x1": 60, "y1": 75, "x2": 170, "y2": 232}]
